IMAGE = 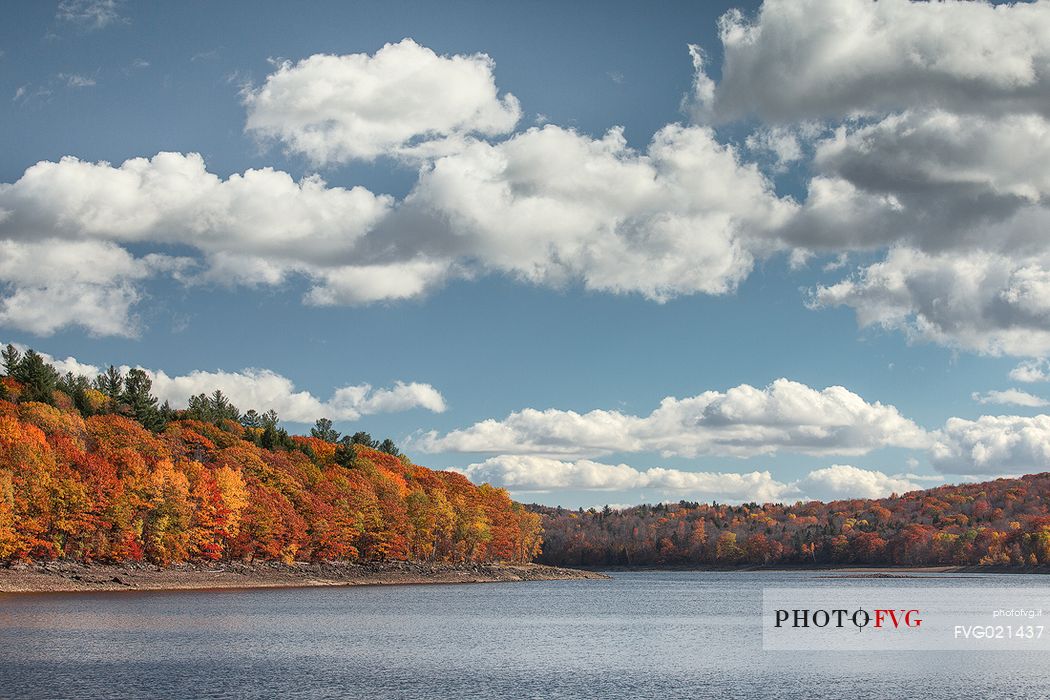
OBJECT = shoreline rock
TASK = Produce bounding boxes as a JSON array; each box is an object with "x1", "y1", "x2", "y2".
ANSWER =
[{"x1": 0, "y1": 560, "x2": 609, "y2": 594}]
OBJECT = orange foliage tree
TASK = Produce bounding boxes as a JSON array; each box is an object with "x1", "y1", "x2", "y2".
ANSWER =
[{"x1": 0, "y1": 365, "x2": 542, "y2": 565}]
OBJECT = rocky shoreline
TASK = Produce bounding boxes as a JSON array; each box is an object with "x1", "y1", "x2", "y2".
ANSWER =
[{"x1": 0, "y1": 560, "x2": 609, "y2": 594}]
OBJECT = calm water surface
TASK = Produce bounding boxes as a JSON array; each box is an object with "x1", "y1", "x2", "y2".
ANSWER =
[{"x1": 1, "y1": 571, "x2": 1048, "y2": 699}]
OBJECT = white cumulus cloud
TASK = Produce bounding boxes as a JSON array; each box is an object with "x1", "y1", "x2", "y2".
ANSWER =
[
  {"x1": 1011, "y1": 359, "x2": 1050, "y2": 384},
  {"x1": 0, "y1": 112, "x2": 800, "y2": 334},
  {"x1": 417, "y1": 378, "x2": 928, "y2": 459},
  {"x1": 0, "y1": 239, "x2": 189, "y2": 337},
  {"x1": 458, "y1": 456, "x2": 923, "y2": 503},
  {"x1": 930, "y1": 414, "x2": 1050, "y2": 474},
  {"x1": 797, "y1": 113, "x2": 1050, "y2": 358},
  {"x1": 677, "y1": 2, "x2": 1050, "y2": 359},
  {"x1": 405, "y1": 123, "x2": 796, "y2": 300},
  {"x1": 457, "y1": 455, "x2": 793, "y2": 502},
  {"x1": 0, "y1": 152, "x2": 392, "y2": 266},
  {"x1": 704, "y1": 0, "x2": 1050, "y2": 122},
  {"x1": 244, "y1": 39, "x2": 521, "y2": 163},
  {"x1": 811, "y1": 247, "x2": 1050, "y2": 357},
  {"x1": 147, "y1": 368, "x2": 445, "y2": 422},
  {"x1": 0, "y1": 152, "x2": 405, "y2": 332},
  {"x1": 785, "y1": 111, "x2": 1050, "y2": 254},
  {"x1": 972, "y1": 389, "x2": 1048, "y2": 408},
  {"x1": 795, "y1": 464, "x2": 921, "y2": 501}
]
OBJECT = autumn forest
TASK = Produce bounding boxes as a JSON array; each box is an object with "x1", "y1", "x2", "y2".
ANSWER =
[
  {"x1": 0, "y1": 346, "x2": 542, "y2": 565},
  {"x1": 532, "y1": 474, "x2": 1050, "y2": 569},
  {"x1": 2, "y1": 345, "x2": 1050, "y2": 571}
]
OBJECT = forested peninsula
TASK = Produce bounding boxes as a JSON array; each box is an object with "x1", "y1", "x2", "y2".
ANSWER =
[{"x1": 0, "y1": 346, "x2": 556, "y2": 591}]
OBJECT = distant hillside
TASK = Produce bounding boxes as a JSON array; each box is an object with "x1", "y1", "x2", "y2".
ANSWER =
[
  {"x1": 530, "y1": 474, "x2": 1050, "y2": 568},
  {"x1": 0, "y1": 346, "x2": 541, "y2": 565}
]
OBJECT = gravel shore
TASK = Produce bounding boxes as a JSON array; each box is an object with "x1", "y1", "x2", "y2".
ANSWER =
[{"x1": 0, "y1": 560, "x2": 609, "y2": 594}]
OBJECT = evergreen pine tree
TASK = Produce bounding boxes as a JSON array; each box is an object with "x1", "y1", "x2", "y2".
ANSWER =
[
  {"x1": 378, "y1": 438, "x2": 400, "y2": 457},
  {"x1": 95, "y1": 365, "x2": 125, "y2": 412},
  {"x1": 1, "y1": 344, "x2": 21, "y2": 377},
  {"x1": 310, "y1": 417, "x2": 340, "y2": 443},
  {"x1": 121, "y1": 368, "x2": 161, "y2": 430},
  {"x1": 158, "y1": 400, "x2": 177, "y2": 424},
  {"x1": 261, "y1": 410, "x2": 279, "y2": 429},
  {"x1": 334, "y1": 437, "x2": 357, "y2": 468},
  {"x1": 18, "y1": 350, "x2": 59, "y2": 404},
  {"x1": 240, "y1": 409, "x2": 263, "y2": 429},
  {"x1": 59, "y1": 372, "x2": 95, "y2": 415},
  {"x1": 261, "y1": 423, "x2": 278, "y2": 450},
  {"x1": 350, "y1": 431, "x2": 377, "y2": 448},
  {"x1": 209, "y1": 390, "x2": 240, "y2": 422}
]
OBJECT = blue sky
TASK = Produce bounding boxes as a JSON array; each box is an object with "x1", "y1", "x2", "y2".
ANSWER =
[{"x1": 3, "y1": 0, "x2": 1050, "y2": 508}]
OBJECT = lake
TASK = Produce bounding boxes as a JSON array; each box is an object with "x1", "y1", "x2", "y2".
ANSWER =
[{"x1": 1, "y1": 571, "x2": 1047, "y2": 699}]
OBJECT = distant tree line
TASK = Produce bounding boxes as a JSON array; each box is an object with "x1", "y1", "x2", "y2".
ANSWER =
[{"x1": 532, "y1": 473, "x2": 1050, "y2": 569}]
